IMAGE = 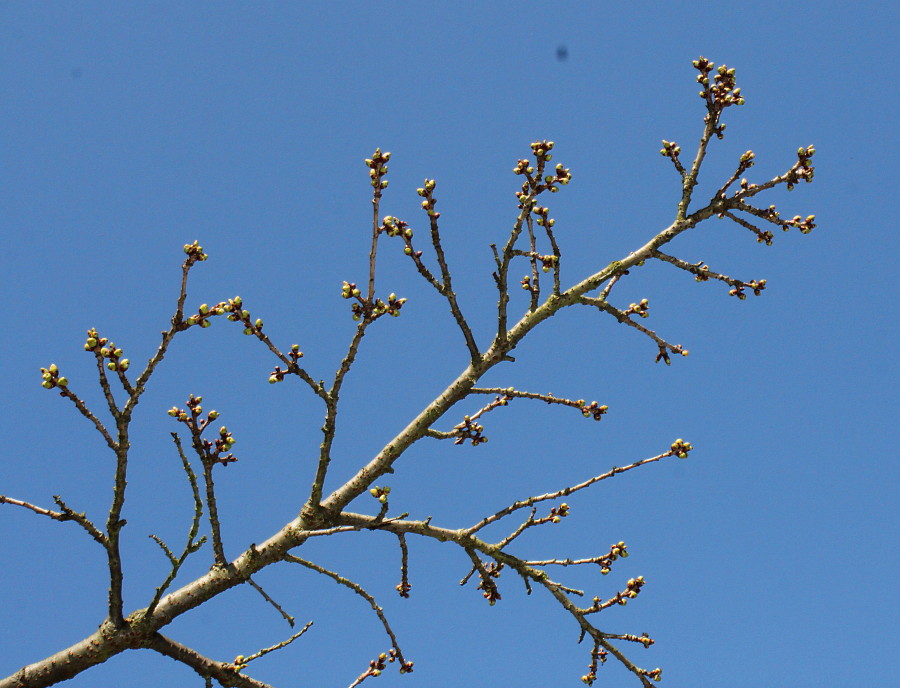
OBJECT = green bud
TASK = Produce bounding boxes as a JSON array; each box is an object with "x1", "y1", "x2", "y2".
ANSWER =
[
  {"x1": 208, "y1": 410, "x2": 219, "y2": 419},
  {"x1": 254, "y1": 318, "x2": 263, "y2": 328},
  {"x1": 241, "y1": 310, "x2": 250, "y2": 319},
  {"x1": 57, "y1": 377, "x2": 68, "y2": 387},
  {"x1": 107, "y1": 362, "x2": 117, "y2": 371},
  {"x1": 199, "y1": 304, "x2": 209, "y2": 314},
  {"x1": 200, "y1": 320, "x2": 211, "y2": 328},
  {"x1": 119, "y1": 359, "x2": 130, "y2": 370},
  {"x1": 243, "y1": 328, "x2": 253, "y2": 335}
]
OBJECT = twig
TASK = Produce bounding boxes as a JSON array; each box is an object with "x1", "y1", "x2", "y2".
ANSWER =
[
  {"x1": 246, "y1": 577, "x2": 295, "y2": 627},
  {"x1": 467, "y1": 446, "x2": 685, "y2": 535},
  {"x1": 284, "y1": 555, "x2": 411, "y2": 668}
]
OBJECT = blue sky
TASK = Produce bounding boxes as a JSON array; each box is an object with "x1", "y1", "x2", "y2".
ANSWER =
[{"x1": 1, "y1": 3, "x2": 895, "y2": 687}]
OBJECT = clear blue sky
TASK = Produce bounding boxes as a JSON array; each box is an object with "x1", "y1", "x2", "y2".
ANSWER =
[{"x1": 2, "y1": 3, "x2": 895, "y2": 687}]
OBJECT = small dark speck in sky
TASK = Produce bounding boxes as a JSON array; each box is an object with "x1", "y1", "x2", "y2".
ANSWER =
[{"x1": 556, "y1": 45, "x2": 568, "y2": 61}]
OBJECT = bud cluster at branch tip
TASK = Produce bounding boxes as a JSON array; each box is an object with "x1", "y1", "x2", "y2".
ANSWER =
[
  {"x1": 341, "y1": 281, "x2": 407, "y2": 322},
  {"x1": 369, "y1": 485, "x2": 391, "y2": 504},
  {"x1": 167, "y1": 394, "x2": 237, "y2": 465},
  {"x1": 39, "y1": 363, "x2": 68, "y2": 389},
  {"x1": 81, "y1": 327, "x2": 130, "y2": 372},
  {"x1": 670, "y1": 438, "x2": 693, "y2": 459},
  {"x1": 576, "y1": 399, "x2": 609, "y2": 421},
  {"x1": 513, "y1": 140, "x2": 572, "y2": 207},
  {"x1": 365, "y1": 148, "x2": 391, "y2": 190},
  {"x1": 182, "y1": 240, "x2": 208, "y2": 265},
  {"x1": 367, "y1": 648, "x2": 414, "y2": 677}
]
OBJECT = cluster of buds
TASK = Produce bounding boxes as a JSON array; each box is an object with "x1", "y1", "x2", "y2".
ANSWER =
[
  {"x1": 580, "y1": 648, "x2": 609, "y2": 685},
  {"x1": 416, "y1": 179, "x2": 439, "y2": 219},
  {"x1": 186, "y1": 297, "x2": 242, "y2": 329},
  {"x1": 548, "y1": 502, "x2": 570, "y2": 524},
  {"x1": 268, "y1": 345, "x2": 304, "y2": 384},
  {"x1": 84, "y1": 330, "x2": 130, "y2": 373},
  {"x1": 513, "y1": 140, "x2": 572, "y2": 206},
  {"x1": 39, "y1": 363, "x2": 68, "y2": 390},
  {"x1": 599, "y1": 541, "x2": 629, "y2": 575},
  {"x1": 477, "y1": 562, "x2": 503, "y2": 605},
  {"x1": 659, "y1": 139, "x2": 681, "y2": 159},
  {"x1": 694, "y1": 264, "x2": 711, "y2": 283},
  {"x1": 167, "y1": 394, "x2": 206, "y2": 423},
  {"x1": 532, "y1": 204, "x2": 557, "y2": 228},
  {"x1": 656, "y1": 345, "x2": 689, "y2": 365},
  {"x1": 232, "y1": 654, "x2": 248, "y2": 672},
  {"x1": 729, "y1": 279, "x2": 766, "y2": 299},
  {"x1": 341, "y1": 281, "x2": 361, "y2": 300},
  {"x1": 396, "y1": 579, "x2": 412, "y2": 598},
  {"x1": 738, "y1": 177, "x2": 759, "y2": 193},
  {"x1": 787, "y1": 146, "x2": 816, "y2": 190},
  {"x1": 784, "y1": 213, "x2": 816, "y2": 234},
  {"x1": 375, "y1": 293, "x2": 407, "y2": 317},
  {"x1": 342, "y1": 282, "x2": 407, "y2": 321},
  {"x1": 538, "y1": 254, "x2": 559, "y2": 273},
  {"x1": 589, "y1": 574, "x2": 645, "y2": 612},
  {"x1": 380, "y1": 215, "x2": 413, "y2": 240},
  {"x1": 576, "y1": 399, "x2": 609, "y2": 421},
  {"x1": 453, "y1": 415, "x2": 487, "y2": 446},
  {"x1": 641, "y1": 668, "x2": 663, "y2": 682},
  {"x1": 670, "y1": 438, "x2": 693, "y2": 459},
  {"x1": 167, "y1": 395, "x2": 236, "y2": 465},
  {"x1": 365, "y1": 149, "x2": 391, "y2": 190},
  {"x1": 183, "y1": 240, "x2": 208, "y2": 264},
  {"x1": 625, "y1": 298, "x2": 650, "y2": 319},
  {"x1": 368, "y1": 485, "x2": 391, "y2": 504},
  {"x1": 623, "y1": 575, "x2": 646, "y2": 600},
  {"x1": 695, "y1": 58, "x2": 744, "y2": 109},
  {"x1": 368, "y1": 649, "x2": 414, "y2": 676}
]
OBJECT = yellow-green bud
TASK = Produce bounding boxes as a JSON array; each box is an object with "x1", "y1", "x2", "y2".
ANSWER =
[
  {"x1": 57, "y1": 377, "x2": 68, "y2": 387},
  {"x1": 119, "y1": 359, "x2": 130, "y2": 370},
  {"x1": 41, "y1": 380, "x2": 53, "y2": 389}
]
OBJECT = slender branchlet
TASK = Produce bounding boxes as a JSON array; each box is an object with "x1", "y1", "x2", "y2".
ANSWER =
[{"x1": 283, "y1": 555, "x2": 414, "y2": 675}]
